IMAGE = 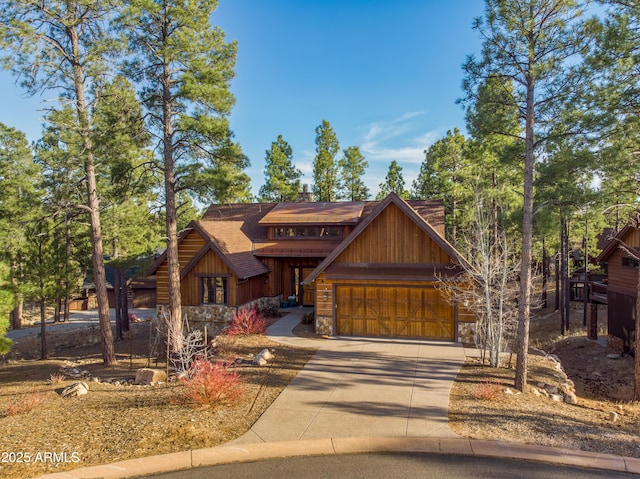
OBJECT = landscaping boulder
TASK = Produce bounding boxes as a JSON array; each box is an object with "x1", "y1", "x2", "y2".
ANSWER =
[
  {"x1": 253, "y1": 348, "x2": 274, "y2": 366},
  {"x1": 564, "y1": 391, "x2": 578, "y2": 405},
  {"x1": 134, "y1": 368, "x2": 167, "y2": 385},
  {"x1": 62, "y1": 382, "x2": 89, "y2": 398}
]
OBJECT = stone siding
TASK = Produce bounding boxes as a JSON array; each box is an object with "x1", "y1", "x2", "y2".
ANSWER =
[
  {"x1": 458, "y1": 322, "x2": 476, "y2": 344},
  {"x1": 156, "y1": 295, "x2": 281, "y2": 337},
  {"x1": 315, "y1": 315, "x2": 333, "y2": 336}
]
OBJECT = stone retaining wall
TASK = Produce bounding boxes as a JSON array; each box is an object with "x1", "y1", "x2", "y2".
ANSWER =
[
  {"x1": 9, "y1": 325, "x2": 101, "y2": 360},
  {"x1": 156, "y1": 295, "x2": 282, "y2": 337}
]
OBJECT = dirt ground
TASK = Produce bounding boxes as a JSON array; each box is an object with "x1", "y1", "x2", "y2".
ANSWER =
[
  {"x1": 0, "y1": 317, "x2": 316, "y2": 479},
  {"x1": 449, "y1": 303, "x2": 640, "y2": 458},
  {"x1": 1, "y1": 305, "x2": 639, "y2": 478}
]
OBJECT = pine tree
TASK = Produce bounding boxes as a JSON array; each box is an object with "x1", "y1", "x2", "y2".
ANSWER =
[
  {"x1": 461, "y1": 0, "x2": 589, "y2": 392},
  {"x1": 0, "y1": 0, "x2": 118, "y2": 364},
  {"x1": 312, "y1": 120, "x2": 340, "y2": 202},
  {"x1": 0, "y1": 123, "x2": 40, "y2": 335},
  {"x1": 259, "y1": 135, "x2": 301, "y2": 202},
  {"x1": 119, "y1": 0, "x2": 244, "y2": 351},
  {"x1": 377, "y1": 161, "x2": 409, "y2": 200},
  {"x1": 338, "y1": 146, "x2": 369, "y2": 201},
  {"x1": 411, "y1": 129, "x2": 471, "y2": 243}
]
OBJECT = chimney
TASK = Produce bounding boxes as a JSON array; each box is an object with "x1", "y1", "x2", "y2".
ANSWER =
[{"x1": 296, "y1": 184, "x2": 313, "y2": 202}]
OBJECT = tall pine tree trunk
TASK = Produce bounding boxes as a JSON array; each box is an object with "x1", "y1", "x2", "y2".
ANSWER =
[
  {"x1": 634, "y1": 263, "x2": 640, "y2": 401},
  {"x1": 514, "y1": 80, "x2": 535, "y2": 393},
  {"x1": 40, "y1": 297, "x2": 47, "y2": 360},
  {"x1": 70, "y1": 24, "x2": 114, "y2": 365},
  {"x1": 10, "y1": 255, "x2": 22, "y2": 329},
  {"x1": 163, "y1": 57, "x2": 183, "y2": 352},
  {"x1": 121, "y1": 270, "x2": 130, "y2": 332}
]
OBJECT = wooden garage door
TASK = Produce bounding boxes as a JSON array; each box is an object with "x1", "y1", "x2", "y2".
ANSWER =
[{"x1": 336, "y1": 286, "x2": 454, "y2": 340}]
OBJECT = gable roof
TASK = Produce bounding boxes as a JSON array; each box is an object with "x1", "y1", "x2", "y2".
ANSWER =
[
  {"x1": 596, "y1": 223, "x2": 638, "y2": 264},
  {"x1": 148, "y1": 196, "x2": 449, "y2": 280},
  {"x1": 303, "y1": 192, "x2": 468, "y2": 284},
  {"x1": 146, "y1": 203, "x2": 274, "y2": 280},
  {"x1": 191, "y1": 220, "x2": 270, "y2": 280}
]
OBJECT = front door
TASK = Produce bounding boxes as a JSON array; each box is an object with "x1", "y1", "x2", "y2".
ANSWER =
[{"x1": 292, "y1": 266, "x2": 316, "y2": 306}]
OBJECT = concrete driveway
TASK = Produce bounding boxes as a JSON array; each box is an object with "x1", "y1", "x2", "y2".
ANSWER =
[{"x1": 233, "y1": 310, "x2": 466, "y2": 444}]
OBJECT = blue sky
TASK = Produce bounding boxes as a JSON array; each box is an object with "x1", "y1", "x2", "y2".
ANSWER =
[{"x1": 0, "y1": 0, "x2": 484, "y2": 199}]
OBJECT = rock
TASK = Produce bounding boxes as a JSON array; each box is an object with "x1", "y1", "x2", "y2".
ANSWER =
[
  {"x1": 504, "y1": 388, "x2": 514, "y2": 395},
  {"x1": 59, "y1": 367, "x2": 91, "y2": 379},
  {"x1": 253, "y1": 348, "x2": 274, "y2": 366},
  {"x1": 135, "y1": 368, "x2": 168, "y2": 385},
  {"x1": 537, "y1": 382, "x2": 546, "y2": 389},
  {"x1": 547, "y1": 354, "x2": 561, "y2": 363},
  {"x1": 531, "y1": 387, "x2": 542, "y2": 397},
  {"x1": 610, "y1": 411, "x2": 619, "y2": 422},
  {"x1": 607, "y1": 353, "x2": 620, "y2": 360},
  {"x1": 61, "y1": 382, "x2": 89, "y2": 398},
  {"x1": 550, "y1": 393, "x2": 564, "y2": 402},
  {"x1": 544, "y1": 384, "x2": 559, "y2": 395},
  {"x1": 253, "y1": 356, "x2": 268, "y2": 366},
  {"x1": 564, "y1": 391, "x2": 578, "y2": 405}
]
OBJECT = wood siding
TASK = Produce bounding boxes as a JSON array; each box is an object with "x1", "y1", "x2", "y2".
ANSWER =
[
  {"x1": 334, "y1": 203, "x2": 452, "y2": 265},
  {"x1": 182, "y1": 249, "x2": 235, "y2": 305},
  {"x1": 607, "y1": 231, "x2": 640, "y2": 295},
  {"x1": 237, "y1": 275, "x2": 269, "y2": 305},
  {"x1": 607, "y1": 290, "x2": 636, "y2": 342},
  {"x1": 311, "y1": 202, "x2": 467, "y2": 340},
  {"x1": 156, "y1": 230, "x2": 207, "y2": 304}
]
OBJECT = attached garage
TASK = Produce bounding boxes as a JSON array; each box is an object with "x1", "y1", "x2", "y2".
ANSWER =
[
  {"x1": 305, "y1": 193, "x2": 473, "y2": 341},
  {"x1": 335, "y1": 285, "x2": 454, "y2": 340}
]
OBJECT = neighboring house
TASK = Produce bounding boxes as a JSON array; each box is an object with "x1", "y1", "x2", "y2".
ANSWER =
[
  {"x1": 128, "y1": 276, "x2": 157, "y2": 309},
  {"x1": 595, "y1": 221, "x2": 640, "y2": 350},
  {"x1": 148, "y1": 192, "x2": 474, "y2": 341}
]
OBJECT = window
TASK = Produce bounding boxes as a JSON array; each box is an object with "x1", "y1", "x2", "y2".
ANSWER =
[
  {"x1": 202, "y1": 276, "x2": 228, "y2": 304},
  {"x1": 320, "y1": 227, "x2": 341, "y2": 237},
  {"x1": 622, "y1": 257, "x2": 639, "y2": 268},
  {"x1": 274, "y1": 226, "x2": 342, "y2": 239}
]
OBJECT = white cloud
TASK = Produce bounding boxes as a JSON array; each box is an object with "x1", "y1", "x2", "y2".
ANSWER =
[
  {"x1": 360, "y1": 113, "x2": 444, "y2": 166},
  {"x1": 356, "y1": 113, "x2": 449, "y2": 197}
]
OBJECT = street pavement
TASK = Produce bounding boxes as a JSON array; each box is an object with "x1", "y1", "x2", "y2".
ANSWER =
[
  {"x1": 6, "y1": 308, "x2": 156, "y2": 340},
  {"x1": 149, "y1": 452, "x2": 640, "y2": 479}
]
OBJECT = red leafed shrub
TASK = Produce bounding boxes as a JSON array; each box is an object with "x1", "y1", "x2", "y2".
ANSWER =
[
  {"x1": 3, "y1": 388, "x2": 49, "y2": 417},
  {"x1": 475, "y1": 378, "x2": 503, "y2": 401},
  {"x1": 176, "y1": 359, "x2": 244, "y2": 407},
  {"x1": 226, "y1": 305, "x2": 266, "y2": 336}
]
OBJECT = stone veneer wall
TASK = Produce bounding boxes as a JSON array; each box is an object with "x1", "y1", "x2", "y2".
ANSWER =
[
  {"x1": 315, "y1": 315, "x2": 333, "y2": 336},
  {"x1": 156, "y1": 295, "x2": 282, "y2": 337},
  {"x1": 458, "y1": 322, "x2": 476, "y2": 344}
]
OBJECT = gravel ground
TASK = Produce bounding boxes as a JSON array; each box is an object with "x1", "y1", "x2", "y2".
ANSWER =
[{"x1": 0, "y1": 324, "x2": 316, "y2": 479}]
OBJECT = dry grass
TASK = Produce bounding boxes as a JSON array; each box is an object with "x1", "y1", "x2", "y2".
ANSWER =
[
  {"x1": 449, "y1": 301, "x2": 640, "y2": 459},
  {"x1": 0, "y1": 320, "x2": 316, "y2": 479}
]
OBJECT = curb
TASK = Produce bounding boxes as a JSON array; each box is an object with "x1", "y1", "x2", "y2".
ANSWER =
[{"x1": 36, "y1": 437, "x2": 640, "y2": 478}]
